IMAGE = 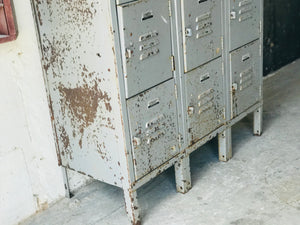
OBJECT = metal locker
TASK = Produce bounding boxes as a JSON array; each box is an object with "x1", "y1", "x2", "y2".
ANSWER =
[
  {"x1": 181, "y1": 0, "x2": 222, "y2": 72},
  {"x1": 185, "y1": 58, "x2": 225, "y2": 145},
  {"x1": 230, "y1": 40, "x2": 261, "y2": 117},
  {"x1": 229, "y1": 0, "x2": 261, "y2": 51},
  {"x1": 31, "y1": 0, "x2": 264, "y2": 224},
  {"x1": 118, "y1": 0, "x2": 174, "y2": 98},
  {"x1": 127, "y1": 80, "x2": 179, "y2": 180}
]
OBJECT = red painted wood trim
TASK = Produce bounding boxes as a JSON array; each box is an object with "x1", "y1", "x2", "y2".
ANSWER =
[{"x1": 0, "y1": 0, "x2": 17, "y2": 44}]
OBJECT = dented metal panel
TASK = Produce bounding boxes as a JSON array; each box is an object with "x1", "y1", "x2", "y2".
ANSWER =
[
  {"x1": 185, "y1": 58, "x2": 225, "y2": 145},
  {"x1": 127, "y1": 80, "x2": 179, "y2": 180},
  {"x1": 32, "y1": 0, "x2": 125, "y2": 187},
  {"x1": 230, "y1": 40, "x2": 261, "y2": 117},
  {"x1": 181, "y1": 0, "x2": 222, "y2": 72},
  {"x1": 229, "y1": 0, "x2": 260, "y2": 51},
  {"x1": 117, "y1": 0, "x2": 174, "y2": 98}
]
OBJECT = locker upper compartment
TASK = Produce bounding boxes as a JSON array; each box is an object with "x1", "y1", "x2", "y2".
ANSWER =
[
  {"x1": 181, "y1": 0, "x2": 222, "y2": 73},
  {"x1": 117, "y1": 0, "x2": 173, "y2": 98},
  {"x1": 229, "y1": 0, "x2": 261, "y2": 51}
]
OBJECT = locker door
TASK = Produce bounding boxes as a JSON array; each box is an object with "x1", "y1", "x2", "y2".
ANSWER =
[
  {"x1": 229, "y1": 0, "x2": 261, "y2": 51},
  {"x1": 118, "y1": 0, "x2": 173, "y2": 98},
  {"x1": 181, "y1": 0, "x2": 222, "y2": 73},
  {"x1": 127, "y1": 80, "x2": 179, "y2": 180},
  {"x1": 185, "y1": 58, "x2": 225, "y2": 145},
  {"x1": 230, "y1": 41, "x2": 260, "y2": 117}
]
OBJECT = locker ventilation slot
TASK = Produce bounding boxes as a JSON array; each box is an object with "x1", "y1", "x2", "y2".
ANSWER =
[
  {"x1": 139, "y1": 30, "x2": 160, "y2": 61},
  {"x1": 238, "y1": 0, "x2": 254, "y2": 22},
  {"x1": 239, "y1": 67, "x2": 253, "y2": 91},
  {"x1": 195, "y1": 11, "x2": 213, "y2": 39}
]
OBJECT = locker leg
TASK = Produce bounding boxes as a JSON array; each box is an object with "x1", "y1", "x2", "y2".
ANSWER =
[
  {"x1": 61, "y1": 167, "x2": 72, "y2": 198},
  {"x1": 218, "y1": 128, "x2": 232, "y2": 162},
  {"x1": 123, "y1": 188, "x2": 141, "y2": 225},
  {"x1": 175, "y1": 155, "x2": 192, "y2": 194},
  {"x1": 253, "y1": 106, "x2": 263, "y2": 136}
]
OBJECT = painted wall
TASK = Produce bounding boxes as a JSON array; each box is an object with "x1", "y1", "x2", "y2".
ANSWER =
[
  {"x1": 0, "y1": 1, "x2": 89, "y2": 225},
  {"x1": 263, "y1": 0, "x2": 300, "y2": 75}
]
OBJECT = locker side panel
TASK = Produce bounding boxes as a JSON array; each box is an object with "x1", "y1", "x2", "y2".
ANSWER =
[
  {"x1": 32, "y1": 0, "x2": 125, "y2": 187},
  {"x1": 185, "y1": 58, "x2": 225, "y2": 145},
  {"x1": 230, "y1": 41, "x2": 261, "y2": 117},
  {"x1": 127, "y1": 80, "x2": 180, "y2": 180}
]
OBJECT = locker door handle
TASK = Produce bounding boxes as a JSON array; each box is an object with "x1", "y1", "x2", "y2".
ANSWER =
[
  {"x1": 242, "y1": 53, "x2": 251, "y2": 62},
  {"x1": 147, "y1": 98, "x2": 160, "y2": 109},
  {"x1": 142, "y1": 11, "x2": 154, "y2": 21}
]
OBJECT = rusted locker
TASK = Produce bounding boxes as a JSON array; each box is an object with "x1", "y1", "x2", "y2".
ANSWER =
[
  {"x1": 185, "y1": 58, "x2": 225, "y2": 145},
  {"x1": 31, "y1": 0, "x2": 264, "y2": 224},
  {"x1": 118, "y1": 0, "x2": 174, "y2": 98},
  {"x1": 31, "y1": 0, "x2": 181, "y2": 224},
  {"x1": 181, "y1": 0, "x2": 222, "y2": 72},
  {"x1": 230, "y1": 40, "x2": 261, "y2": 118},
  {"x1": 229, "y1": 0, "x2": 261, "y2": 51},
  {"x1": 127, "y1": 80, "x2": 179, "y2": 180}
]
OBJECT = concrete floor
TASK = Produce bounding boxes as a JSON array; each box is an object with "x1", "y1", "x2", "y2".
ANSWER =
[{"x1": 22, "y1": 59, "x2": 300, "y2": 225}]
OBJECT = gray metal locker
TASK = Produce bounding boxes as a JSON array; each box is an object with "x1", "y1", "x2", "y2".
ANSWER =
[
  {"x1": 185, "y1": 57, "x2": 225, "y2": 145},
  {"x1": 32, "y1": 0, "x2": 264, "y2": 224},
  {"x1": 127, "y1": 79, "x2": 180, "y2": 180},
  {"x1": 229, "y1": 0, "x2": 261, "y2": 51},
  {"x1": 181, "y1": 0, "x2": 222, "y2": 72},
  {"x1": 230, "y1": 40, "x2": 261, "y2": 118},
  {"x1": 117, "y1": 0, "x2": 174, "y2": 98}
]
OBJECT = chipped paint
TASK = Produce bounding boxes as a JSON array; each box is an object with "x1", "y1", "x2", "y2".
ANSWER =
[
  {"x1": 58, "y1": 82, "x2": 112, "y2": 128},
  {"x1": 185, "y1": 57, "x2": 225, "y2": 145},
  {"x1": 32, "y1": 0, "x2": 125, "y2": 188}
]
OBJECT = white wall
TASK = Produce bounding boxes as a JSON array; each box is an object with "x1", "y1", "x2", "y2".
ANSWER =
[{"x1": 0, "y1": 1, "x2": 89, "y2": 224}]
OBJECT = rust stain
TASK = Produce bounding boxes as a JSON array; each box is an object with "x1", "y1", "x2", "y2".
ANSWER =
[
  {"x1": 48, "y1": 96, "x2": 62, "y2": 165},
  {"x1": 35, "y1": 196, "x2": 49, "y2": 213},
  {"x1": 97, "y1": 142, "x2": 111, "y2": 162},
  {"x1": 58, "y1": 126, "x2": 73, "y2": 160},
  {"x1": 42, "y1": 35, "x2": 71, "y2": 77},
  {"x1": 35, "y1": 0, "x2": 43, "y2": 26},
  {"x1": 59, "y1": 81, "x2": 112, "y2": 128},
  {"x1": 45, "y1": 0, "x2": 97, "y2": 28}
]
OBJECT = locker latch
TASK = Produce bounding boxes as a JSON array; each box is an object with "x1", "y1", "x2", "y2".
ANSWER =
[
  {"x1": 125, "y1": 48, "x2": 133, "y2": 59},
  {"x1": 133, "y1": 137, "x2": 141, "y2": 147},
  {"x1": 188, "y1": 106, "x2": 194, "y2": 115},
  {"x1": 232, "y1": 83, "x2": 238, "y2": 91},
  {"x1": 230, "y1": 11, "x2": 236, "y2": 20},
  {"x1": 185, "y1": 28, "x2": 193, "y2": 37}
]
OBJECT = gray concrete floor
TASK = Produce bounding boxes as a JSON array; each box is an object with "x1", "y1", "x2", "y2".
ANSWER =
[{"x1": 22, "y1": 59, "x2": 300, "y2": 225}]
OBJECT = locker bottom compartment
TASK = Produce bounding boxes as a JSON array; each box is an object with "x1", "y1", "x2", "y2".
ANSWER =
[
  {"x1": 127, "y1": 80, "x2": 180, "y2": 180},
  {"x1": 185, "y1": 58, "x2": 225, "y2": 146},
  {"x1": 230, "y1": 41, "x2": 261, "y2": 118}
]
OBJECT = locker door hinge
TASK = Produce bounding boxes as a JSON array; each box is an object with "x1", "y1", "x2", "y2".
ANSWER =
[
  {"x1": 260, "y1": 21, "x2": 262, "y2": 35},
  {"x1": 171, "y1": 55, "x2": 175, "y2": 71},
  {"x1": 221, "y1": 36, "x2": 224, "y2": 50},
  {"x1": 168, "y1": 0, "x2": 172, "y2": 17}
]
